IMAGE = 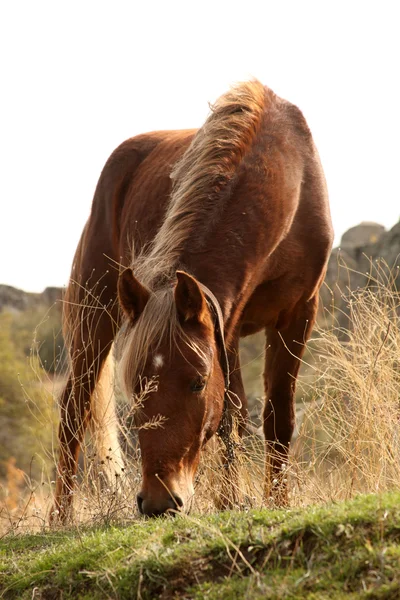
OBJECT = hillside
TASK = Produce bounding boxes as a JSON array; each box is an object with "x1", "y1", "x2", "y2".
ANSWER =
[
  {"x1": 2, "y1": 491, "x2": 400, "y2": 599},
  {"x1": 0, "y1": 285, "x2": 62, "y2": 313}
]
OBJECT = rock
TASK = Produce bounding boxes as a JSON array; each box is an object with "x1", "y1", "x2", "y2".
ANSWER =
[
  {"x1": 0, "y1": 284, "x2": 63, "y2": 313},
  {"x1": 321, "y1": 220, "x2": 400, "y2": 331},
  {"x1": 340, "y1": 222, "x2": 385, "y2": 249}
]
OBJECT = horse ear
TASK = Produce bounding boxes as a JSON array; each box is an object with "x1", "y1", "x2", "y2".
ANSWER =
[
  {"x1": 118, "y1": 268, "x2": 150, "y2": 324},
  {"x1": 175, "y1": 271, "x2": 207, "y2": 324}
]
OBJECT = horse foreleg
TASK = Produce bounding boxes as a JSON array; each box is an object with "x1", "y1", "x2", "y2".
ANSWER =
[
  {"x1": 53, "y1": 371, "x2": 92, "y2": 521},
  {"x1": 263, "y1": 295, "x2": 318, "y2": 506},
  {"x1": 52, "y1": 285, "x2": 118, "y2": 522},
  {"x1": 217, "y1": 341, "x2": 248, "y2": 509}
]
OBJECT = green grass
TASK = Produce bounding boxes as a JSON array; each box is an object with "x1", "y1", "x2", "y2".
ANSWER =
[{"x1": 2, "y1": 492, "x2": 400, "y2": 599}]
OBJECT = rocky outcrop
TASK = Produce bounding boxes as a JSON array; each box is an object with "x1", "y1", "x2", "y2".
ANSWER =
[
  {"x1": 320, "y1": 220, "x2": 400, "y2": 329},
  {"x1": 339, "y1": 222, "x2": 386, "y2": 249},
  {"x1": 0, "y1": 285, "x2": 63, "y2": 313}
]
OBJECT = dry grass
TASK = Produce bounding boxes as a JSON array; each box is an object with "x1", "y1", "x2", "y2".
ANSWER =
[
  {"x1": 291, "y1": 260, "x2": 400, "y2": 504},
  {"x1": 2, "y1": 260, "x2": 400, "y2": 536}
]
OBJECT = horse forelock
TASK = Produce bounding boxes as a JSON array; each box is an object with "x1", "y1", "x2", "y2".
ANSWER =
[
  {"x1": 118, "y1": 288, "x2": 176, "y2": 400},
  {"x1": 118, "y1": 287, "x2": 211, "y2": 402}
]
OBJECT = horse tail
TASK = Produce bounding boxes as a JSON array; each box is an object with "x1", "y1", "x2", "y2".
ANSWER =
[{"x1": 90, "y1": 348, "x2": 125, "y2": 481}]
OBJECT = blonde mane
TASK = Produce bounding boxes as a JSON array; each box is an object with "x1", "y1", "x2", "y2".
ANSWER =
[{"x1": 119, "y1": 80, "x2": 268, "y2": 395}]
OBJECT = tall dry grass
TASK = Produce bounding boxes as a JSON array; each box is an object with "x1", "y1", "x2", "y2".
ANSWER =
[
  {"x1": 2, "y1": 260, "x2": 400, "y2": 535},
  {"x1": 291, "y1": 260, "x2": 400, "y2": 504}
]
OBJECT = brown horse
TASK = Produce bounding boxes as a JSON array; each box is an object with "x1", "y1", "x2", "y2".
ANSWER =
[{"x1": 53, "y1": 80, "x2": 333, "y2": 519}]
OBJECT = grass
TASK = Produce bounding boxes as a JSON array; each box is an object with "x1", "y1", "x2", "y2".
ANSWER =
[
  {"x1": 290, "y1": 260, "x2": 400, "y2": 505},
  {"x1": 2, "y1": 491, "x2": 400, "y2": 599}
]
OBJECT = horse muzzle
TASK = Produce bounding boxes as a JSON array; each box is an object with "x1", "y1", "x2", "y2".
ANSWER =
[
  {"x1": 137, "y1": 490, "x2": 184, "y2": 516},
  {"x1": 137, "y1": 473, "x2": 194, "y2": 517}
]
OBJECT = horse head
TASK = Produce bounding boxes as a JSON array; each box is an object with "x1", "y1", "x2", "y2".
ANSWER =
[{"x1": 118, "y1": 268, "x2": 226, "y2": 516}]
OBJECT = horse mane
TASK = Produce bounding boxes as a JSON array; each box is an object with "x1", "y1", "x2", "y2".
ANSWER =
[
  {"x1": 119, "y1": 80, "x2": 268, "y2": 396},
  {"x1": 133, "y1": 79, "x2": 268, "y2": 289}
]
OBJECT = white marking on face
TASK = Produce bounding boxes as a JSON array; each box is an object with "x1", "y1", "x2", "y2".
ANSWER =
[{"x1": 153, "y1": 354, "x2": 164, "y2": 370}]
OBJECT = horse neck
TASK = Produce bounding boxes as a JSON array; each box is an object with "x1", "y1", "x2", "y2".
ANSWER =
[{"x1": 181, "y1": 242, "x2": 258, "y2": 340}]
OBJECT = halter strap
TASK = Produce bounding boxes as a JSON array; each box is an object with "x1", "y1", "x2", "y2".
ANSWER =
[
  {"x1": 198, "y1": 283, "x2": 230, "y2": 390},
  {"x1": 198, "y1": 282, "x2": 236, "y2": 466}
]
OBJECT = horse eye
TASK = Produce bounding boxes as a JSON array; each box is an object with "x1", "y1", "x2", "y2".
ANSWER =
[{"x1": 190, "y1": 376, "x2": 207, "y2": 393}]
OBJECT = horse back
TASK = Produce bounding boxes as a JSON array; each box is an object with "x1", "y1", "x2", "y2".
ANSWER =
[{"x1": 65, "y1": 129, "x2": 196, "y2": 300}]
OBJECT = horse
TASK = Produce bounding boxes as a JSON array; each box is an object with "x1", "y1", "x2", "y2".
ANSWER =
[{"x1": 53, "y1": 80, "x2": 333, "y2": 519}]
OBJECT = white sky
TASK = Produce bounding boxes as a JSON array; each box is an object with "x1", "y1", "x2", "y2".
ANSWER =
[{"x1": 1, "y1": 1, "x2": 399, "y2": 292}]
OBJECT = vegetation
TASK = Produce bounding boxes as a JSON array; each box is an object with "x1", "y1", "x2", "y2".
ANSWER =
[
  {"x1": 2, "y1": 491, "x2": 400, "y2": 598},
  {"x1": 0, "y1": 312, "x2": 56, "y2": 483},
  {"x1": 2, "y1": 259, "x2": 400, "y2": 597},
  {"x1": 10, "y1": 304, "x2": 65, "y2": 375}
]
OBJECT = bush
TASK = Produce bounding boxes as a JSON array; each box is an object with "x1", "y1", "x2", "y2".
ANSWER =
[
  {"x1": 10, "y1": 305, "x2": 65, "y2": 375},
  {"x1": 0, "y1": 312, "x2": 56, "y2": 482}
]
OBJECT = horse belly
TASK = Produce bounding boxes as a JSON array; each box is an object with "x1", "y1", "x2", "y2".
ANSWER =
[
  {"x1": 240, "y1": 269, "x2": 309, "y2": 336},
  {"x1": 240, "y1": 285, "x2": 283, "y2": 335}
]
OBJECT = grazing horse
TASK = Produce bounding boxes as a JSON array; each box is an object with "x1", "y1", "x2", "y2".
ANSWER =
[{"x1": 53, "y1": 80, "x2": 333, "y2": 519}]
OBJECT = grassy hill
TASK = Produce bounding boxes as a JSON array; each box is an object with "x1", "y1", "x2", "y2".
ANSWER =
[{"x1": 2, "y1": 491, "x2": 400, "y2": 599}]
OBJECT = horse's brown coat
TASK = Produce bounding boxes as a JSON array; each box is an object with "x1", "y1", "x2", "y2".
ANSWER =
[{"x1": 54, "y1": 81, "x2": 333, "y2": 518}]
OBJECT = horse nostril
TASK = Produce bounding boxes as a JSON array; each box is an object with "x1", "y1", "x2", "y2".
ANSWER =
[
  {"x1": 172, "y1": 494, "x2": 184, "y2": 509},
  {"x1": 137, "y1": 493, "x2": 144, "y2": 514}
]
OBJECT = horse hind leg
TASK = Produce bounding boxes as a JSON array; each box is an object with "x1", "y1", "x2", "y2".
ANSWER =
[{"x1": 263, "y1": 295, "x2": 318, "y2": 507}]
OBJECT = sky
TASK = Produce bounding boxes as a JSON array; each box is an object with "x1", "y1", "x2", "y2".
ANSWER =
[{"x1": 1, "y1": 1, "x2": 399, "y2": 292}]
